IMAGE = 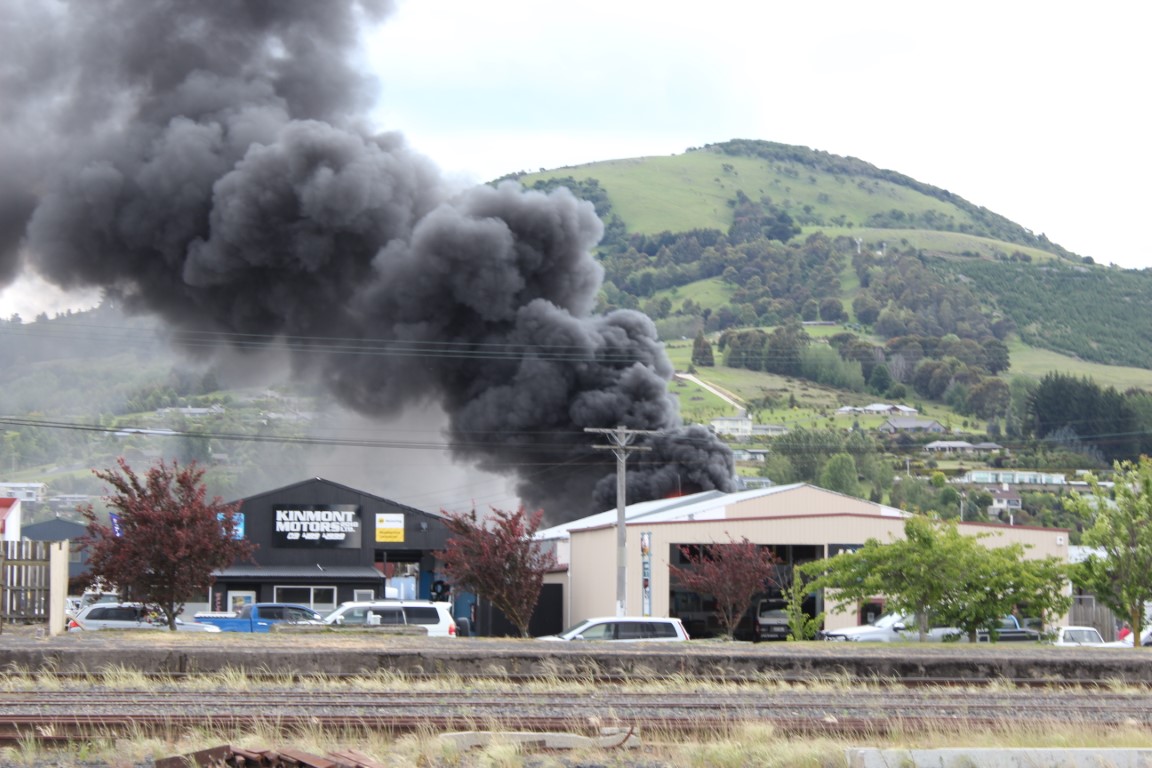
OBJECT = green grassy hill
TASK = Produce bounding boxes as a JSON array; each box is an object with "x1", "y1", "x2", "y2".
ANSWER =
[
  {"x1": 517, "y1": 140, "x2": 1070, "y2": 260},
  {"x1": 513, "y1": 139, "x2": 1152, "y2": 381}
]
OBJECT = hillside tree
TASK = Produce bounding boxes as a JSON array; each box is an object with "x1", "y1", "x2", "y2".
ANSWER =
[
  {"x1": 436, "y1": 505, "x2": 555, "y2": 637},
  {"x1": 80, "y1": 458, "x2": 255, "y2": 630},
  {"x1": 1068, "y1": 458, "x2": 1152, "y2": 649},
  {"x1": 669, "y1": 535, "x2": 780, "y2": 640},
  {"x1": 819, "y1": 453, "x2": 860, "y2": 497},
  {"x1": 691, "y1": 330, "x2": 715, "y2": 367}
]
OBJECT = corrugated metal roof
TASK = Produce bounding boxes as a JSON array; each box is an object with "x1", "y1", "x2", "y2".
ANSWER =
[{"x1": 535, "y1": 484, "x2": 812, "y2": 540}]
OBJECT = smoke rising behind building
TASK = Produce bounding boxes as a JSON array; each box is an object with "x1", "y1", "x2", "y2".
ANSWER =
[{"x1": 0, "y1": 0, "x2": 733, "y2": 522}]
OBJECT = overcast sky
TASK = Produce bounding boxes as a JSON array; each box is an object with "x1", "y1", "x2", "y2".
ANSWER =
[
  {"x1": 3, "y1": 0, "x2": 1147, "y2": 322},
  {"x1": 365, "y1": 0, "x2": 1151, "y2": 270}
]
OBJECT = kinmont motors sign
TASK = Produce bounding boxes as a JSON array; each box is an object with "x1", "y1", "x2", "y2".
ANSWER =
[{"x1": 273, "y1": 505, "x2": 361, "y2": 549}]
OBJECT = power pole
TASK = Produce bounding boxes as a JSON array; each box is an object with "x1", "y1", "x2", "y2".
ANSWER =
[{"x1": 586, "y1": 425, "x2": 657, "y2": 616}]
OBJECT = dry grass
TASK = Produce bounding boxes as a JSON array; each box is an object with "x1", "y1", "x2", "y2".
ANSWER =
[
  {"x1": 5, "y1": 718, "x2": 1152, "y2": 767},
  {"x1": 6, "y1": 636, "x2": 1152, "y2": 765}
]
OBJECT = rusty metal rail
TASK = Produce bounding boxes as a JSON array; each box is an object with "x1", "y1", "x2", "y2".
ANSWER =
[{"x1": 5, "y1": 684, "x2": 1152, "y2": 748}]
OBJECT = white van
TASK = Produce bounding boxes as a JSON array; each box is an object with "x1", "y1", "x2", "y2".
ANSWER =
[
  {"x1": 323, "y1": 600, "x2": 457, "y2": 637},
  {"x1": 536, "y1": 616, "x2": 690, "y2": 642}
]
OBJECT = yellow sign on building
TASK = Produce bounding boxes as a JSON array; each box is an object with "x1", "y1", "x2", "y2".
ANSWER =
[{"x1": 375, "y1": 513, "x2": 405, "y2": 543}]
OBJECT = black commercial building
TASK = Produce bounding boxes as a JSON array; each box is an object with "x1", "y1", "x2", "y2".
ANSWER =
[{"x1": 207, "y1": 478, "x2": 453, "y2": 615}]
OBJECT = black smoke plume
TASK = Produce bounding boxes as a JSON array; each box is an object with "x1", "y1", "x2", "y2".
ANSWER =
[{"x1": 0, "y1": 0, "x2": 734, "y2": 522}]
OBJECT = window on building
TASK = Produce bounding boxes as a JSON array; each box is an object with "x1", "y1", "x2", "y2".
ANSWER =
[{"x1": 273, "y1": 586, "x2": 336, "y2": 611}]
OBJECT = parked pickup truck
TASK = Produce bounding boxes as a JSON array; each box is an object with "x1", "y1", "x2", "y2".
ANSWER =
[
  {"x1": 194, "y1": 603, "x2": 323, "y2": 632},
  {"x1": 973, "y1": 614, "x2": 1043, "y2": 643}
]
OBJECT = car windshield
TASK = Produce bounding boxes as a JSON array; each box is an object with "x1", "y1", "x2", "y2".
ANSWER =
[
  {"x1": 560, "y1": 619, "x2": 595, "y2": 636},
  {"x1": 1064, "y1": 629, "x2": 1099, "y2": 643},
  {"x1": 872, "y1": 613, "x2": 908, "y2": 629}
]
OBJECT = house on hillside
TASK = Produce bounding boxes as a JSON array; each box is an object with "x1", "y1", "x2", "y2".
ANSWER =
[
  {"x1": 878, "y1": 417, "x2": 945, "y2": 434},
  {"x1": 924, "y1": 440, "x2": 975, "y2": 454},
  {"x1": 710, "y1": 416, "x2": 753, "y2": 438},
  {"x1": 864, "y1": 403, "x2": 919, "y2": 415},
  {"x1": 0, "y1": 482, "x2": 46, "y2": 503},
  {"x1": 989, "y1": 488, "x2": 1023, "y2": 521},
  {"x1": 962, "y1": 470, "x2": 1067, "y2": 486}
]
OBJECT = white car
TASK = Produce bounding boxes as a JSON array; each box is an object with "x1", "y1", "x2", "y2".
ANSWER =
[
  {"x1": 1051, "y1": 626, "x2": 1111, "y2": 647},
  {"x1": 323, "y1": 600, "x2": 457, "y2": 637},
  {"x1": 67, "y1": 602, "x2": 221, "y2": 632},
  {"x1": 821, "y1": 613, "x2": 959, "y2": 642},
  {"x1": 537, "y1": 617, "x2": 690, "y2": 642}
]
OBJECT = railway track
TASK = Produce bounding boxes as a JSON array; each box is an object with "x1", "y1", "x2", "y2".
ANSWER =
[{"x1": 3, "y1": 682, "x2": 1151, "y2": 744}]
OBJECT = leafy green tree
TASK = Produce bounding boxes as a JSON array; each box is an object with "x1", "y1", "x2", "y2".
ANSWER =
[
  {"x1": 818, "y1": 298, "x2": 846, "y2": 322},
  {"x1": 981, "y1": 338, "x2": 1011, "y2": 374},
  {"x1": 720, "y1": 329, "x2": 768, "y2": 370},
  {"x1": 783, "y1": 568, "x2": 824, "y2": 641},
  {"x1": 436, "y1": 506, "x2": 555, "y2": 637},
  {"x1": 1068, "y1": 459, "x2": 1152, "y2": 649},
  {"x1": 670, "y1": 536, "x2": 780, "y2": 640},
  {"x1": 764, "y1": 322, "x2": 810, "y2": 377},
  {"x1": 966, "y1": 378, "x2": 1011, "y2": 419},
  {"x1": 770, "y1": 428, "x2": 843, "y2": 482},
  {"x1": 799, "y1": 516, "x2": 959, "y2": 641},
  {"x1": 867, "y1": 363, "x2": 893, "y2": 395},
  {"x1": 760, "y1": 454, "x2": 796, "y2": 485},
  {"x1": 819, "y1": 453, "x2": 860, "y2": 497},
  {"x1": 852, "y1": 294, "x2": 881, "y2": 325},
  {"x1": 691, "y1": 331, "x2": 715, "y2": 367},
  {"x1": 1026, "y1": 373, "x2": 1139, "y2": 463},
  {"x1": 799, "y1": 516, "x2": 1068, "y2": 642},
  {"x1": 80, "y1": 458, "x2": 255, "y2": 630}
]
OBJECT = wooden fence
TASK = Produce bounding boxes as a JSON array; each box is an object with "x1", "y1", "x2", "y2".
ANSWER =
[
  {"x1": 0, "y1": 540, "x2": 51, "y2": 629},
  {"x1": 1070, "y1": 595, "x2": 1119, "y2": 641}
]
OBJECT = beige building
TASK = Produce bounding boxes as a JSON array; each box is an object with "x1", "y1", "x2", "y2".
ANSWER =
[{"x1": 537, "y1": 484, "x2": 1070, "y2": 634}]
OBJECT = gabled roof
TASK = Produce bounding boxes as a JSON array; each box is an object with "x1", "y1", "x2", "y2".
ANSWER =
[
  {"x1": 884, "y1": 417, "x2": 942, "y2": 428},
  {"x1": 536, "y1": 483, "x2": 908, "y2": 541},
  {"x1": 233, "y1": 477, "x2": 441, "y2": 519},
  {"x1": 22, "y1": 518, "x2": 87, "y2": 541}
]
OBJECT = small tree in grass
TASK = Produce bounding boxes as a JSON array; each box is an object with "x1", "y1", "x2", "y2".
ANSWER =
[
  {"x1": 669, "y1": 535, "x2": 780, "y2": 640},
  {"x1": 80, "y1": 458, "x2": 255, "y2": 630},
  {"x1": 436, "y1": 505, "x2": 555, "y2": 637}
]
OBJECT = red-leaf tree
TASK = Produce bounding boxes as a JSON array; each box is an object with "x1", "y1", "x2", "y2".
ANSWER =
[
  {"x1": 80, "y1": 458, "x2": 256, "y2": 630},
  {"x1": 435, "y1": 506, "x2": 556, "y2": 637},
  {"x1": 669, "y1": 535, "x2": 781, "y2": 640}
]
